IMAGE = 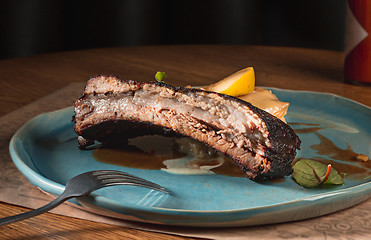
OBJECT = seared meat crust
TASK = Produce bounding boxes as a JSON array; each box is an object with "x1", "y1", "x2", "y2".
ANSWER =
[{"x1": 74, "y1": 74, "x2": 300, "y2": 179}]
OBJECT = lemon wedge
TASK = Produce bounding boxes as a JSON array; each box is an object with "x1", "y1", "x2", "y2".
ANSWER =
[{"x1": 203, "y1": 67, "x2": 255, "y2": 96}]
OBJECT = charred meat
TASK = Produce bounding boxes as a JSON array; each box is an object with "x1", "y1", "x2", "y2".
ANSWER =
[{"x1": 74, "y1": 75, "x2": 301, "y2": 179}]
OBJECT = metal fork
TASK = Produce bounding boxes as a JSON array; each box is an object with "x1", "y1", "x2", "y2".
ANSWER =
[{"x1": 0, "y1": 170, "x2": 168, "y2": 226}]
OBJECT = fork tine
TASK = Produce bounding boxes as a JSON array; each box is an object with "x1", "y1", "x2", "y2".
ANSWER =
[
  {"x1": 98, "y1": 174, "x2": 164, "y2": 189},
  {"x1": 92, "y1": 169, "x2": 136, "y2": 177},
  {"x1": 92, "y1": 170, "x2": 161, "y2": 186},
  {"x1": 92, "y1": 170, "x2": 169, "y2": 194},
  {"x1": 101, "y1": 178, "x2": 169, "y2": 194},
  {"x1": 92, "y1": 170, "x2": 146, "y2": 180},
  {"x1": 100, "y1": 176, "x2": 165, "y2": 189},
  {"x1": 94, "y1": 172, "x2": 149, "y2": 181}
]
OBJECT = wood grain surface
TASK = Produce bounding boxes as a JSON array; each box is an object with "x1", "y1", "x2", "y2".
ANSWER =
[{"x1": 0, "y1": 45, "x2": 369, "y2": 239}]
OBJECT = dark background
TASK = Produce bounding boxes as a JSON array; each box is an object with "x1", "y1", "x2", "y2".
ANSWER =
[{"x1": 0, "y1": 0, "x2": 346, "y2": 60}]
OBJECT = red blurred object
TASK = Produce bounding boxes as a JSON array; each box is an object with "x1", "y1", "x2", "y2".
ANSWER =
[{"x1": 344, "y1": 0, "x2": 371, "y2": 85}]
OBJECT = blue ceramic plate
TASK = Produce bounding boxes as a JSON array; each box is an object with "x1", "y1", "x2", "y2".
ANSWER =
[{"x1": 9, "y1": 89, "x2": 371, "y2": 227}]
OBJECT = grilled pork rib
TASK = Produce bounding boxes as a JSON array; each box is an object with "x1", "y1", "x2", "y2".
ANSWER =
[{"x1": 74, "y1": 75, "x2": 300, "y2": 179}]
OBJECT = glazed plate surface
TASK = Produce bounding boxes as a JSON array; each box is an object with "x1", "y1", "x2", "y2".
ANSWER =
[{"x1": 9, "y1": 88, "x2": 371, "y2": 227}]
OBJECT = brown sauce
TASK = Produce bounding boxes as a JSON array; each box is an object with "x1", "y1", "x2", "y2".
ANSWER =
[
  {"x1": 294, "y1": 127, "x2": 323, "y2": 134},
  {"x1": 312, "y1": 133, "x2": 357, "y2": 162},
  {"x1": 290, "y1": 123, "x2": 371, "y2": 180},
  {"x1": 289, "y1": 122, "x2": 321, "y2": 126},
  {"x1": 310, "y1": 133, "x2": 371, "y2": 179},
  {"x1": 94, "y1": 148, "x2": 168, "y2": 170},
  {"x1": 93, "y1": 123, "x2": 370, "y2": 181},
  {"x1": 268, "y1": 178, "x2": 286, "y2": 183},
  {"x1": 289, "y1": 122, "x2": 322, "y2": 134},
  {"x1": 211, "y1": 157, "x2": 246, "y2": 177},
  {"x1": 93, "y1": 136, "x2": 186, "y2": 170},
  {"x1": 94, "y1": 135, "x2": 246, "y2": 177}
]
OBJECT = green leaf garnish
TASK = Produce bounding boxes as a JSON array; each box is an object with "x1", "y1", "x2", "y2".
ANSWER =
[
  {"x1": 155, "y1": 71, "x2": 167, "y2": 83},
  {"x1": 292, "y1": 159, "x2": 344, "y2": 188}
]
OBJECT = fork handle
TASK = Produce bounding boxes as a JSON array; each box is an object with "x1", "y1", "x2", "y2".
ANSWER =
[{"x1": 0, "y1": 195, "x2": 68, "y2": 226}]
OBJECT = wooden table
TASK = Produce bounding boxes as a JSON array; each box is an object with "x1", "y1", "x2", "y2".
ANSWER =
[{"x1": 0, "y1": 45, "x2": 369, "y2": 239}]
